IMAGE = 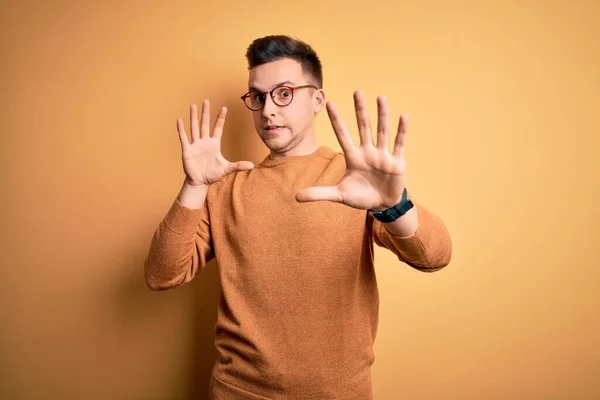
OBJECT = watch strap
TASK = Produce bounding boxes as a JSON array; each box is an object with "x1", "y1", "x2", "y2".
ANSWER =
[{"x1": 369, "y1": 188, "x2": 414, "y2": 223}]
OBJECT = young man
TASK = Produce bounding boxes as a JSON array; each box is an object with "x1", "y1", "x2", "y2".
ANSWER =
[{"x1": 145, "y1": 35, "x2": 452, "y2": 400}]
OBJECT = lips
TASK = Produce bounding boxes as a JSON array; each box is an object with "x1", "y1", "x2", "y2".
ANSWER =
[{"x1": 264, "y1": 125, "x2": 286, "y2": 134}]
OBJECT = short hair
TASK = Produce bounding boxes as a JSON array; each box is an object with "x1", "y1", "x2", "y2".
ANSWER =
[{"x1": 245, "y1": 35, "x2": 323, "y2": 88}]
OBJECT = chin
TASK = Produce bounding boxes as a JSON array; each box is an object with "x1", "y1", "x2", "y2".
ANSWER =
[{"x1": 260, "y1": 134, "x2": 292, "y2": 151}]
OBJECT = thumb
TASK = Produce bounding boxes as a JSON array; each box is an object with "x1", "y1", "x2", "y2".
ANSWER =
[
  {"x1": 295, "y1": 186, "x2": 342, "y2": 203},
  {"x1": 224, "y1": 161, "x2": 254, "y2": 175}
]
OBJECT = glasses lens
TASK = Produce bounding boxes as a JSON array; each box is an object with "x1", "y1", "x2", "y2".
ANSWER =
[
  {"x1": 272, "y1": 87, "x2": 293, "y2": 106},
  {"x1": 245, "y1": 92, "x2": 265, "y2": 110}
]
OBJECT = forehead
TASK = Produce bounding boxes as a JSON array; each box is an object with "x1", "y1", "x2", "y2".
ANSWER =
[{"x1": 248, "y1": 58, "x2": 306, "y2": 90}]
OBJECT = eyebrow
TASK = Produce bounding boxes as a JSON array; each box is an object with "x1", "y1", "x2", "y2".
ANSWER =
[{"x1": 248, "y1": 80, "x2": 295, "y2": 92}]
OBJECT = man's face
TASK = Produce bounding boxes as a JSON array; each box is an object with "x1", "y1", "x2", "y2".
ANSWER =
[{"x1": 247, "y1": 58, "x2": 324, "y2": 154}]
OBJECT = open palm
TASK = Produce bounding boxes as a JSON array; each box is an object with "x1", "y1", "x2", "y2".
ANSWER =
[
  {"x1": 177, "y1": 100, "x2": 254, "y2": 187},
  {"x1": 296, "y1": 91, "x2": 408, "y2": 211}
]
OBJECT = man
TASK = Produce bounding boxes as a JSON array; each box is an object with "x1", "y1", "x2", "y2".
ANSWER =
[{"x1": 145, "y1": 35, "x2": 452, "y2": 400}]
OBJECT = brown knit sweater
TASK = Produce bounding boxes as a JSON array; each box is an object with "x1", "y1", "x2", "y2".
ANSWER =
[{"x1": 144, "y1": 146, "x2": 452, "y2": 400}]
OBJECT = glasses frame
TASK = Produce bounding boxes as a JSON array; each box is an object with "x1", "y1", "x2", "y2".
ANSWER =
[{"x1": 240, "y1": 84, "x2": 320, "y2": 111}]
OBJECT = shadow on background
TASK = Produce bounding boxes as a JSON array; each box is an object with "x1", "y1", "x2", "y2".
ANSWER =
[
  {"x1": 117, "y1": 83, "x2": 265, "y2": 399},
  {"x1": 187, "y1": 85, "x2": 265, "y2": 399},
  {"x1": 188, "y1": 259, "x2": 220, "y2": 400}
]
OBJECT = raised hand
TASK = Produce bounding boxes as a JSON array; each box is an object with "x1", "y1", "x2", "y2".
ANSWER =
[
  {"x1": 177, "y1": 100, "x2": 254, "y2": 187},
  {"x1": 295, "y1": 91, "x2": 407, "y2": 211}
]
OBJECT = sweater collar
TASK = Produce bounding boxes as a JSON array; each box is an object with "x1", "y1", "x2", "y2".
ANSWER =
[{"x1": 258, "y1": 146, "x2": 335, "y2": 167}]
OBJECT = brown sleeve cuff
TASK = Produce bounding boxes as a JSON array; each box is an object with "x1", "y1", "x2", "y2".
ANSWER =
[
  {"x1": 162, "y1": 198, "x2": 205, "y2": 235},
  {"x1": 374, "y1": 202, "x2": 452, "y2": 270}
]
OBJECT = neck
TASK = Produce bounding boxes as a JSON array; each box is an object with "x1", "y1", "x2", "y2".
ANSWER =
[{"x1": 269, "y1": 136, "x2": 320, "y2": 160}]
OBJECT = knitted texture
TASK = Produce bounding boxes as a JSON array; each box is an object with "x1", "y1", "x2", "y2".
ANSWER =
[{"x1": 144, "y1": 146, "x2": 452, "y2": 399}]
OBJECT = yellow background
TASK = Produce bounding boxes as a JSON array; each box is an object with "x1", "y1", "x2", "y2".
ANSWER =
[{"x1": 2, "y1": 0, "x2": 599, "y2": 399}]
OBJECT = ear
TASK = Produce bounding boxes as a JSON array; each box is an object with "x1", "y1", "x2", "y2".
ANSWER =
[{"x1": 313, "y1": 89, "x2": 326, "y2": 114}]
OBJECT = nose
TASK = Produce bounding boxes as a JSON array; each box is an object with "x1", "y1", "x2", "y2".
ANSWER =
[{"x1": 261, "y1": 94, "x2": 277, "y2": 117}]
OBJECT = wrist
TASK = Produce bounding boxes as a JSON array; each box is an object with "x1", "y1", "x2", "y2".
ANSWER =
[
  {"x1": 178, "y1": 179, "x2": 210, "y2": 210},
  {"x1": 183, "y1": 178, "x2": 209, "y2": 190},
  {"x1": 369, "y1": 188, "x2": 413, "y2": 223},
  {"x1": 382, "y1": 206, "x2": 418, "y2": 237}
]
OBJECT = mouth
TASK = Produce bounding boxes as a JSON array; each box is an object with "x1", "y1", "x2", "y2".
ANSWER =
[{"x1": 264, "y1": 125, "x2": 286, "y2": 134}]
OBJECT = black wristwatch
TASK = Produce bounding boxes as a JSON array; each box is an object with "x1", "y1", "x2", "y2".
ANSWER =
[{"x1": 369, "y1": 188, "x2": 414, "y2": 223}]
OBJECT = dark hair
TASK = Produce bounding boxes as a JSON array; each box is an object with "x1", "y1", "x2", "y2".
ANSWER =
[{"x1": 245, "y1": 35, "x2": 323, "y2": 88}]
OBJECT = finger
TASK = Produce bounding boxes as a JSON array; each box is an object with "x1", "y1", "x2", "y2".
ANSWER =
[
  {"x1": 190, "y1": 104, "x2": 199, "y2": 141},
  {"x1": 200, "y1": 99, "x2": 210, "y2": 139},
  {"x1": 326, "y1": 101, "x2": 355, "y2": 154},
  {"x1": 392, "y1": 114, "x2": 408, "y2": 158},
  {"x1": 354, "y1": 90, "x2": 373, "y2": 147},
  {"x1": 212, "y1": 106, "x2": 228, "y2": 139},
  {"x1": 295, "y1": 186, "x2": 343, "y2": 203},
  {"x1": 224, "y1": 160, "x2": 254, "y2": 175},
  {"x1": 376, "y1": 96, "x2": 390, "y2": 151},
  {"x1": 176, "y1": 118, "x2": 190, "y2": 151}
]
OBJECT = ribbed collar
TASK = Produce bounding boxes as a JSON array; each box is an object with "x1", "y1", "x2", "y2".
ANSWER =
[{"x1": 258, "y1": 146, "x2": 337, "y2": 168}]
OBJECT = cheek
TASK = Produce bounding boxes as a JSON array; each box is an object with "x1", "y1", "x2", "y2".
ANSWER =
[
  {"x1": 252, "y1": 112, "x2": 262, "y2": 127},
  {"x1": 284, "y1": 101, "x2": 312, "y2": 127}
]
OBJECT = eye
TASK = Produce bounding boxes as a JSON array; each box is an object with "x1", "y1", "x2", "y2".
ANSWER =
[
  {"x1": 280, "y1": 89, "x2": 292, "y2": 97},
  {"x1": 250, "y1": 92, "x2": 266, "y2": 103}
]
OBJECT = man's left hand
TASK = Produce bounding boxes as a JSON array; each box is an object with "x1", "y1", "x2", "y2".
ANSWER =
[{"x1": 296, "y1": 90, "x2": 408, "y2": 212}]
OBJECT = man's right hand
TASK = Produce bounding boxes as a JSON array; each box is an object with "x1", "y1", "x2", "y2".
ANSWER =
[{"x1": 177, "y1": 100, "x2": 254, "y2": 188}]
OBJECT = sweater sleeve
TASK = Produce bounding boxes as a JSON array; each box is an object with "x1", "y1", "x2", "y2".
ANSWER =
[
  {"x1": 144, "y1": 198, "x2": 215, "y2": 290},
  {"x1": 369, "y1": 201, "x2": 452, "y2": 272}
]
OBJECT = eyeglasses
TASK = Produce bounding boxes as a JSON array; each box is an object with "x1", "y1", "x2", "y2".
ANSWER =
[{"x1": 240, "y1": 84, "x2": 319, "y2": 111}]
